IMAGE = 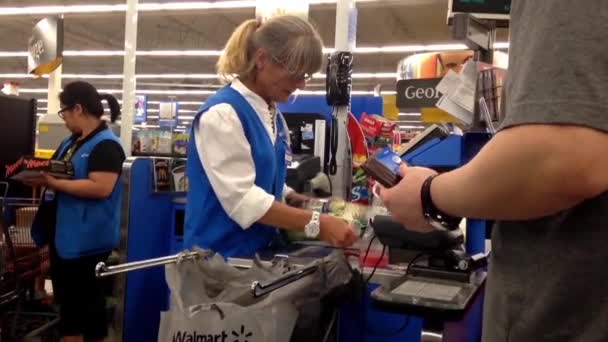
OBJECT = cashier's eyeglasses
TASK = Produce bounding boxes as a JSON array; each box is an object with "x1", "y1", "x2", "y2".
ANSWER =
[
  {"x1": 57, "y1": 105, "x2": 74, "y2": 120},
  {"x1": 271, "y1": 56, "x2": 313, "y2": 83}
]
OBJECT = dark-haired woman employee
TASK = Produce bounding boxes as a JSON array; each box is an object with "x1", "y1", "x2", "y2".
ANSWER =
[{"x1": 27, "y1": 81, "x2": 125, "y2": 342}]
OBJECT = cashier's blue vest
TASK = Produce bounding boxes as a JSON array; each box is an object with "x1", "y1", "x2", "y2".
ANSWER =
[
  {"x1": 31, "y1": 129, "x2": 122, "y2": 259},
  {"x1": 184, "y1": 85, "x2": 288, "y2": 258}
]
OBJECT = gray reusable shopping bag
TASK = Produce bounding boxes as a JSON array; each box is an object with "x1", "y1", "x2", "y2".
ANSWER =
[{"x1": 158, "y1": 247, "x2": 353, "y2": 342}]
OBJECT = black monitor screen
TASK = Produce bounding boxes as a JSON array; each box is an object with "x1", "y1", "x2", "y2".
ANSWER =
[
  {"x1": 0, "y1": 95, "x2": 37, "y2": 197},
  {"x1": 452, "y1": 0, "x2": 511, "y2": 15}
]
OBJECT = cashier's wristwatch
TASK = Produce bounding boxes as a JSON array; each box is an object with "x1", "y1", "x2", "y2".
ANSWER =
[
  {"x1": 304, "y1": 211, "x2": 321, "y2": 238},
  {"x1": 421, "y1": 175, "x2": 462, "y2": 231}
]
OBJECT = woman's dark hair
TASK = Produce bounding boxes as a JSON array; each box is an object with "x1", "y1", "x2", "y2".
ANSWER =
[{"x1": 59, "y1": 81, "x2": 121, "y2": 123}]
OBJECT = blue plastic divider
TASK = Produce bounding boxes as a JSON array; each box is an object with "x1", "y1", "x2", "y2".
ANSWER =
[
  {"x1": 339, "y1": 284, "x2": 423, "y2": 342},
  {"x1": 122, "y1": 159, "x2": 175, "y2": 342}
]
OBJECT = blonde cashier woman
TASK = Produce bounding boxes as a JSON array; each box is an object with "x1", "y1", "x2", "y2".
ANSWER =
[{"x1": 184, "y1": 15, "x2": 358, "y2": 257}]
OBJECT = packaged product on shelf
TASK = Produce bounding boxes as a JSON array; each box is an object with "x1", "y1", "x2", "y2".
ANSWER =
[
  {"x1": 158, "y1": 131, "x2": 173, "y2": 154},
  {"x1": 170, "y1": 159, "x2": 188, "y2": 192},
  {"x1": 348, "y1": 112, "x2": 370, "y2": 204},
  {"x1": 359, "y1": 113, "x2": 398, "y2": 153},
  {"x1": 172, "y1": 133, "x2": 190, "y2": 156},
  {"x1": 5, "y1": 157, "x2": 74, "y2": 181},
  {"x1": 153, "y1": 158, "x2": 171, "y2": 192}
]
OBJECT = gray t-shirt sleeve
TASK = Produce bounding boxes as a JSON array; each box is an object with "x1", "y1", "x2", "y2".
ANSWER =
[{"x1": 501, "y1": 1, "x2": 608, "y2": 132}]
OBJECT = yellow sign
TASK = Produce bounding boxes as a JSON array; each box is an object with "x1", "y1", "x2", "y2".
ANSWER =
[
  {"x1": 421, "y1": 107, "x2": 462, "y2": 124},
  {"x1": 39, "y1": 125, "x2": 49, "y2": 132},
  {"x1": 382, "y1": 95, "x2": 399, "y2": 121},
  {"x1": 35, "y1": 149, "x2": 55, "y2": 159}
]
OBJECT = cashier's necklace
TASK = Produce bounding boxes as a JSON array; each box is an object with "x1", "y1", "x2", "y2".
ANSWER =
[{"x1": 270, "y1": 105, "x2": 276, "y2": 135}]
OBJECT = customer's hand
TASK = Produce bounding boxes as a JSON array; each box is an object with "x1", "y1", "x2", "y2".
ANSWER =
[
  {"x1": 319, "y1": 214, "x2": 358, "y2": 247},
  {"x1": 378, "y1": 165, "x2": 437, "y2": 233}
]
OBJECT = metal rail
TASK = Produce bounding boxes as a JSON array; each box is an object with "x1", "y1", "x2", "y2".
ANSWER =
[{"x1": 95, "y1": 251, "x2": 207, "y2": 278}]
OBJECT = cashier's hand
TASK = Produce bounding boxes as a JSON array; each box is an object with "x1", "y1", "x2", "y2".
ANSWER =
[
  {"x1": 319, "y1": 214, "x2": 358, "y2": 248},
  {"x1": 22, "y1": 173, "x2": 58, "y2": 189},
  {"x1": 378, "y1": 165, "x2": 437, "y2": 233}
]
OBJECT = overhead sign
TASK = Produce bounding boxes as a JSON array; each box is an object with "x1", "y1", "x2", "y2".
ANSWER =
[
  {"x1": 134, "y1": 95, "x2": 148, "y2": 124},
  {"x1": 28, "y1": 16, "x2": 64, "y2": 76},
  {"x1": 396, "y1": 78, "x2": 442, "y2": 109},
  {"x1": 159, "y1": 101, "x2": 179, "y2": 128},
  {"x1": 451, "y1": 0, "x2": 511, "y2": 15}
]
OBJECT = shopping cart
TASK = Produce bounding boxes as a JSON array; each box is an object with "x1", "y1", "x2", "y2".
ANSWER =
[{"x1": 0, "y1": 182, "x2": 59, "y2": 341}]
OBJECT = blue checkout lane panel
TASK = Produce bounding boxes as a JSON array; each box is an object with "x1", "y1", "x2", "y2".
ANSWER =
[
  {"x1": 123, "y1": 159, "x2": 174, "y2": 342},
  {"x1": 339, "y1": 283, "x2": 423, "y2": 342},
  {"x1": 278, "y1": 95, "x2": 383, "y2": 121}
]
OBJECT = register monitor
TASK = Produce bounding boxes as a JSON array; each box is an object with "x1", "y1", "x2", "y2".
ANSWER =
[{"x1": 448, "y1": 0, "x2": 511, "y2": 27}]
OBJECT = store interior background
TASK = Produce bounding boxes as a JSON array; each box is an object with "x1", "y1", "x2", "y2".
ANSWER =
[
  {"x1": 0, "y1": 0, "x2": 508, "y2": 136},
  {"x1": 0, "y1": 1, "x2": 509, "y2": 341}
]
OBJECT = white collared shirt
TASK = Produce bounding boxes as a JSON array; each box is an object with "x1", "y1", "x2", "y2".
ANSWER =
[{"x1": 195, "y1": 79, "x2": 293, "y2": 230}]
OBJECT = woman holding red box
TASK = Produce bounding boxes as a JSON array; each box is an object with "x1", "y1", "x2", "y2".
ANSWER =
[{"x1": 26, "y1": 81, "x2": 125, "y2": 342}]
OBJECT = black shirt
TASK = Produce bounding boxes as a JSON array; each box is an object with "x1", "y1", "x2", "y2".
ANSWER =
[{"x1": 42, "y1": 122, "x2": 125, "y2": 250}]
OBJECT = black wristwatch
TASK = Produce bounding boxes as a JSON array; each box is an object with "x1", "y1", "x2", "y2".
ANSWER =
[{"x1": 420, "y1": 175, "x2": 462, "y2": 231}]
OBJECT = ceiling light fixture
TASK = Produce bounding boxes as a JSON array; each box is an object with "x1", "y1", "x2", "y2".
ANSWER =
[
  {"x1": 0, "y1": 42, "x2": 509, "y2": 59},
  {"x1": 0, "y1": 72, "x2": 398, "y2": 80},
  {"x1": 21, "y1": 88, "x2": 216, "y2": 95},
  {"x1": 24, "y1": 87, "x2": 393, "y2": 96},
  {"x1": 0, "y1": 1, "x2": 259, "y2": 16}
]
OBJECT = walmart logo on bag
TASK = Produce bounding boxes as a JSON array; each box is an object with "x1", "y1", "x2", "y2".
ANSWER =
[{"x1": 173, "y1": 325, "x2": 253, "y2": 342}]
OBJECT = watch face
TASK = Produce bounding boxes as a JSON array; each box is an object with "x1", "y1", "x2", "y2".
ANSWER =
[{"x1": 305, "y1": 224, "x2": 320, "y2": 238}]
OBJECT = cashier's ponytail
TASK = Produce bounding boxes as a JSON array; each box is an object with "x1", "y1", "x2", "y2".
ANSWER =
[
  {"x1": 217, "y1": 19, "x2": 259, "y2": 82},
  {"x1": 217, "y1": 15, "x2": 324, "y2": 83},
  {"x1": 99, "y1": 94, "x2": 121, "y2": 123}
]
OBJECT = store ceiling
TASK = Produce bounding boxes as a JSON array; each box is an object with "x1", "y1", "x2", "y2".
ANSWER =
[{"x1": 0, "y1": 0, "x2": 508, "y2": 128}]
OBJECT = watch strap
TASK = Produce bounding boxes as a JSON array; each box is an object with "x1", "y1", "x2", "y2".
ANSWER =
[{"x1": 421, "y1": 175, "x2": 462, "y2": 230}]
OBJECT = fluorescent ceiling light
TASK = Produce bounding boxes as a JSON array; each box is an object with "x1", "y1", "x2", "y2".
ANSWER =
[
  {"x1": 26, "y1": 88, "x2": 394, "y2": 96},
  {"x1": 313, "y1": 73, "x2": 397, "y2": 79},
  {"x1": 21, "y1": 88, "x2": 215, "y2": 95},
  {"x1": 147, "y1": 115, "x2": 159, "y2": 119},
  {"x1": 0, "y1": 0, "x2": 490, "y2": 16},
  {"x1": 0, "y1": 73, "x2": 397, "y2": 80},
  {"x1": 0, "y1": 73, "x2": 218, "y2": 79},
  {"x1": 399, "y1": 113, "x2": 421, "y2": 117},
  {"x1": 0, "y1": 1, "x2": 259, "y2": 16},
  {"x1": 0, "y1": 1, "x2": 384, "y2": 16},
  {"x1": 0, "y1": 52, "x2": 29, "y2": 57},
  {"x1": 0, "y1": 42, "x2": 509, "y2": 59},
  {"x1": 147, "y1": 108, "x2": 197, "y2": 114},
  {"x1": 149, "y1": 101, "x2": 202, "y2": 105}
]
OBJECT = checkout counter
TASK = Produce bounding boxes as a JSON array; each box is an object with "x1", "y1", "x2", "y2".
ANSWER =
[{"x1": 109, "y1": 126, "x2": 490, "y2": 342}]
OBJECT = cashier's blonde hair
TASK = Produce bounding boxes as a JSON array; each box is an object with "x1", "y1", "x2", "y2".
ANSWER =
[{"x1": 217, "y1": 15, "x2": 324, "y2": 82}]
